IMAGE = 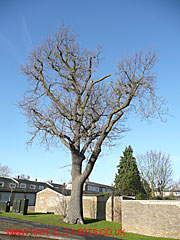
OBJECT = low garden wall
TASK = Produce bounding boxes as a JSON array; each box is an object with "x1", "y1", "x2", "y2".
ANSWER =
[
  {"x1": 106, "y1": 196, "x2": 122, "y2": 223},
  {"x1": 35, "y1": 188, "x2": 108, "y2": 220},
  {"x1": 122, "y1": 200, "x2": 180, "y2": 239},
  {"x1": 35, "y1": 188, "x2": 180, "y2": 239}
]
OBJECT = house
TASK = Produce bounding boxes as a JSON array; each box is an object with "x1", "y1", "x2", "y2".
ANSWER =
[
  {"x1": 162, "y1": 188, "x2": 180, "y2": 199},
  {"x1": 66, "y1": 179, "x2": 114, "y2": 194},
  {"x1": 0, "y1": 176, "x2": 70, "y2": 209},
  {"x1": 154, "y1": 187, "x2": 180, "y2": 200},
  {"x1": 0, "y1": 176, "x2": 113, "y2": 212}
]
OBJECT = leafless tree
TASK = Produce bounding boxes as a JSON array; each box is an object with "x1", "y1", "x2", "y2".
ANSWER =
[
  {"x1": 171, "y1": 178, "x2": 180, "y2": 189},
  {"x1": 19, "y1": 24, "x2": 167, "y2": 224},
  {"x1": 0, "y1": 164, "x2": 12, "y2": 177},
  {"x1": 136, "y1": 150, "x2": 172, "y2": 196}
]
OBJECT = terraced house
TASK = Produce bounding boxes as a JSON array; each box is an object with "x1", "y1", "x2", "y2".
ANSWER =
[
  {"x1": 66, "y1": 180, "x2": 114, "y2": 194},
  {"x1": 0, "y1": 177, "x2": 114, "y2": 211},
  {"x1": 0, "y1": 176, "x2": 70, "y2": 210}
]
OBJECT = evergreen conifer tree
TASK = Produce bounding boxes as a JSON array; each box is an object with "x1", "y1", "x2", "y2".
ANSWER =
[{"x1": 114, "y1": 146, "x2": 144, "y2": 196}]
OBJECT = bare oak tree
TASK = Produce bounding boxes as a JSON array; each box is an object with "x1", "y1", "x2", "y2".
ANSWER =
[
  {"x1": 137, "y1": 150, "x2": 172, "y2": 196},
  {"x1": 0, "y1": 164, "x2": 12, "y2": 177},
  {"x1": 19, "y1": 25, "x2": 166, "y2": 224}
]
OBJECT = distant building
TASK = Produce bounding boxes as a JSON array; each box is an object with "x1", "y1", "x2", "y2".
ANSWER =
[
  {"x1": 154, "y1": 187, "x2": 180, "y2": 199},
  {"x1": 0, "y1": 176, "x2": 70, "y2": 207},
  {"x1": 0, "y1": 176, "x2": 114, "y2": 209},
  {"x1": 66, "y1": 179, "x2": 114, "y2": 194},
  {"x1": 162, "y1": 188, "x2": 180, "y2": 199}
]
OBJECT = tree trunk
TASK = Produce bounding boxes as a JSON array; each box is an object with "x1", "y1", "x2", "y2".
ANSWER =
[
  {"x1": 63, "y1": 152, "x2": 85, "y2": 224},
  {"x1": 64, "y1": 177, "x2": 84, "y2": 224}
]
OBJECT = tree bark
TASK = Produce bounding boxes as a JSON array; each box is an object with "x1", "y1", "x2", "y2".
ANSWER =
[
  {"x1": 64, "y1": 177, "x2": 84, "y2": 224},
  {"x1": 63, "y1": 152, "x2": 85, "y2": 224}
]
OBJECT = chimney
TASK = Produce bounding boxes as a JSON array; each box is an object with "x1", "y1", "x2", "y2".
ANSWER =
[
  {"x1": 35, "y1": 178, "x2": 37, "y2": 182},
  {"x1": 17, "y1": 175, "x2": 20, "y2": 179},
  {"x1": 50, "y1": 180, "x2": 53, "y2": 184}
]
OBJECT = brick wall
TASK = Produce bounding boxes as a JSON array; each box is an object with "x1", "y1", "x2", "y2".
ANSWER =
[{"x1": 122, "y1": 200, "x2": 180, "y2": 239}]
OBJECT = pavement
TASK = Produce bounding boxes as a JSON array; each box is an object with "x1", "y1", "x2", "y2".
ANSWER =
[{"x1": 0, "y1": 216, "x2": 123, "y2": 240}]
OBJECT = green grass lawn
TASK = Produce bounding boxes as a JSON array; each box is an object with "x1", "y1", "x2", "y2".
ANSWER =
[{"x1": 0, "y1": 212, "x2": 179, "y2": 240}]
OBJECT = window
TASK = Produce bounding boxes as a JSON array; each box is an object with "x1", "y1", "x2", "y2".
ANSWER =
[
  {"x1": 0, "y1": 182, "x2": 4, "y2": 187},
  {"x1": 9, "y1": 183, "x2": 16, "y2": 188},
  {"x1": 106, "y1": 188, "x2": 111, "y2": 193},
  {"x1": 30, "y1": 184, "x2": 36, "y2": 190},
  {"x1": 20, "y1": 183, "x2": 26, "y2": 188},
  {"x1": 102, "y1": 188, "x2": 105, "y2": 193},
  {"x1": 87, "y1": 185, "x2": 99, "y2": 192},
  {"x1": 39, "y1": 186, "x2": 44, "y2": 190}
]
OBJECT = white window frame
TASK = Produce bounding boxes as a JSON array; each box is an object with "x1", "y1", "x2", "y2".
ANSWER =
[
  {"x1": 20, "y1": 183, "x2": 26, "y2": 189},
  {"x1": 9, "y1": 183, "x2": 16, "y2": 188},
  {"x1": 30, "y1": 184, "x2": 36, "y2": 190},
  {"x1": 0, "y1": 181, "x2": 4, "y2": 187}
]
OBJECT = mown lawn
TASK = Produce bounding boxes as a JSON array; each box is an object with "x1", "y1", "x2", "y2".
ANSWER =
[{"x1": 0, "y1": 212, "x2": 179, "y2": 240}]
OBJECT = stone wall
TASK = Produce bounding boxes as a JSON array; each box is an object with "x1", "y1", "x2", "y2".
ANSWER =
[
  {"x1": 35, "y1": 189, "x2": 180, "y2": 239},
  {"x1": 106, "y1": 196, "x2": 122, "y2": 223},
  {"x1": 35, "y1": 188, "x2": 69, "y2": 215},
  {"x1": 122, "y1": 200, "x2": 180, "y2": 239},
  {"x1": 35, "y1": 188, "x2": 108, "y2": 220},
  {"x1": 83, "y1": 196, "x2": 97, "y2": 219}
]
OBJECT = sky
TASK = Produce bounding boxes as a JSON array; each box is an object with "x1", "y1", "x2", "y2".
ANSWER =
[{"x1": 0, "y1": 0, "x2": 180, "y2": 185}]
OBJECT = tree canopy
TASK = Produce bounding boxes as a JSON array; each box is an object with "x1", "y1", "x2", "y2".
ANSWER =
[{"x1": 19, "y1": 25, "x2": 166, "y2": 156}]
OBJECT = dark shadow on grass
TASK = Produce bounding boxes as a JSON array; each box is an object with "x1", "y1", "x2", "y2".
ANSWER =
[
  {"x1": 27, "y1": 213, "x2": 47, "y2": 215},
  {"x1": 26, "y1": 214, "x2": 102, "y2": 224},
  {"x1": 84, "y1": 218, "x2": 102, "y2": 224}
]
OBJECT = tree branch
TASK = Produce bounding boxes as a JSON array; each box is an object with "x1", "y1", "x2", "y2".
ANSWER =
[{"x1": 32, "y1": 108, "x2": 71, "y2": 149}]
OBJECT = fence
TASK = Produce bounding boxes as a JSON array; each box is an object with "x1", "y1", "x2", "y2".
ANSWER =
[
  {"x1": 0, "y1": 201, "x2": 10, "y2": 212},
  {"x1": 12, "y1": 199, "x2": 29, "y2": 215}
]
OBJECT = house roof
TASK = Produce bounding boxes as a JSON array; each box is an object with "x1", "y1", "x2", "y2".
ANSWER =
[
  {"x1": 37, "y1": 187, "x2": 70, "y2": 196},
  {"x1": 67, "y1": 180, "x2": 114, "y2": 189},
  {"x1": 85, "y1": 181, "x2": 114, "y2": 189},
  {"x1": 0, "y1": 176, "x2": 69, "y2": 194},
  {"x1": 13, "y1": 178, "x2": 49, "y2": 185},
  {"x1": 36, "y1": 187, "x2": 63, "y2": 196},
  {"x1": 163, "y1": 188, "x2": 180, "y2": 192}
]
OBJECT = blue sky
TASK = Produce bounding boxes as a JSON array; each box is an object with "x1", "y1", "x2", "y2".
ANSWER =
[{"x1": 0, "y1": 0, "x2": 180, "y2": 185}]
